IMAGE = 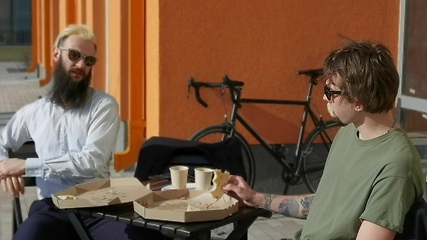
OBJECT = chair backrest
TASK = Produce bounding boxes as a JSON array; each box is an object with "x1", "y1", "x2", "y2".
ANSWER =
[
  {"x1": 8, "y1": 141, "x2": 38, "y2": 234},
  {"x1": 7, "y1": 141, "x2": 37, "y2": 158},
  {"x1": 8, "y1": 141, "x2": 37, "y2": 186},
  {"x1": 134, "y1": 136, "x2": 246, "y2": 181},
  {"x1": 394, "y1": 198, "x2": 427, "y2": 240}
]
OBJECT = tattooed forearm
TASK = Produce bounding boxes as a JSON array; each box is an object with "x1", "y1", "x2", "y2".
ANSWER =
[
  {"x1": 278, "y1": 198, "x2": 300, "y2": 217},
  {"x1": 257, "y1": 193, "x2": 314, "y2": 219},
  {"x1": 300, "y1": 196, "x2": 314, "y2": 219},
  {"x1": 263, "y1": 194, "x2": 273, "y2": 211}
]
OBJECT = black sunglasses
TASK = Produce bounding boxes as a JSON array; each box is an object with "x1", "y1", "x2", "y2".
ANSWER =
[
  {"x1": 324, "y1": 86, "x2": 342, "y2": 100},
  {"x1": 59, "y1": 47, "x2": 97, "y2": 67}
]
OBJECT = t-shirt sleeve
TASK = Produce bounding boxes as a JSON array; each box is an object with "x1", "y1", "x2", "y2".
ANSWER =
[{"x1": 360, "y1": 175, "x2": 416, "y2": 233}]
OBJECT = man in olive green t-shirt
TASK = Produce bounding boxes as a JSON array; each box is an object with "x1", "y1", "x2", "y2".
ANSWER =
[{"x1": 223, "y1": 41, "x2": 424, "y2": 240}]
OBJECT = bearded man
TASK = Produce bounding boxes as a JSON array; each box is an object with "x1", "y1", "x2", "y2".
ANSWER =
[{"x1": 0, "y1": 24, "x2": 165, "y2": 240}]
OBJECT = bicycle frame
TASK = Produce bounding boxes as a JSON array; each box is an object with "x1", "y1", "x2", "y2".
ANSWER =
[
  {"x1": 227, "y1": 94, "x2": 325, "y2": 176},
  {"x1": 188, "y1": 70, "x2": 331, "y2": 180}
]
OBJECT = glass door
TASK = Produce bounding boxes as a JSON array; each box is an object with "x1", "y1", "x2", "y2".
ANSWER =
[{"x1": 398, "y1": 0, "x2": 427, "y2": 132}]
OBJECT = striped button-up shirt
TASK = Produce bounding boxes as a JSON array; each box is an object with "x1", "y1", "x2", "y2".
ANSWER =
[{"x1": 0, "y1": 89, "x2": 120, "y2": 199}]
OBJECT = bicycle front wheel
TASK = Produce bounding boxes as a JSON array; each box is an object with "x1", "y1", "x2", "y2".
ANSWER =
[
  {"x1": 302, "y1": 121, "x2": 342, "y2": 193},
  {"x1": 190, "y1": 125, "x2": 256, "y2": 187}
]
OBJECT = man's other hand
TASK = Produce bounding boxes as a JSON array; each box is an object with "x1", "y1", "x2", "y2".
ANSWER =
[{"x1": 1, "y1": 176, "x2": 25, "y2": 196}]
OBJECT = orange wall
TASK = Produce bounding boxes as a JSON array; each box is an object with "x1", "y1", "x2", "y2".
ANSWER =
[
  {"x1": 31, "y1": 0, "x2": 401, "y2": 168},
  {"x1": 151, "y1": 0, "x2": 400, "y2": 143}
]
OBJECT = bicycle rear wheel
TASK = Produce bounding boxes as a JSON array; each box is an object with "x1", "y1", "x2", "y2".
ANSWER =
[
  {"x1": 302, "y1": 121, "x2": 342, "y2": 193},
  {"x1": 190, "y1": 125, "x2": 256, "y2": 187}
]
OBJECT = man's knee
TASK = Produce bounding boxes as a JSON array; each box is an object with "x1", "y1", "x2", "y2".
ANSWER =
[{"x1": 13, "y1": 216, "x2": 77, "y2": 240}]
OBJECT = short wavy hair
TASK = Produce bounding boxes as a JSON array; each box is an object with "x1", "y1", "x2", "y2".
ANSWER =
[
  {"x1": 323, "y1": 41, "x2": 399, "y2": 113},
  {"x1": 54, "y1": 24, "x2": 96, "y2": 50}
]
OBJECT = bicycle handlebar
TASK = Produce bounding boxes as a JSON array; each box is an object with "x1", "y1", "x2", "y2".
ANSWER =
[
  {"x1": 187, "y1": 75, "x2": 244, "y2": 108},
  {"x1": 188, "y1": 69, "x2": 323, "y2": 107}
]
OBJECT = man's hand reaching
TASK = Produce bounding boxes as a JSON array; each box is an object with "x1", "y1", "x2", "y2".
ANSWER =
[
  {"x1": 223, "y1": 174, "x2": 314, "y2": 219},
  {"x1": 222, "y1": 175, "x2": 259, "y2": 207}
]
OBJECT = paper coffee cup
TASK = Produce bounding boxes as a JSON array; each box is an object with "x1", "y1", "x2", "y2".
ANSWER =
[
  {"x1": 169, "y1": 165, "x2": 189, "y2": 189},
  {"x1": 194, "y1": 167, "x2": 213, "y2": 191}
]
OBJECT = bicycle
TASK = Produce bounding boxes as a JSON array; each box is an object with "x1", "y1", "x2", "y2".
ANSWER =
[{"x1": 187, "y1": 69, "x2": 342, "y2": 193}]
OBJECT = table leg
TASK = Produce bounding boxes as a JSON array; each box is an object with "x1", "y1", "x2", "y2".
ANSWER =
[
  {"x1": 225, "y1": 216, "x2": 257, "y2": 240},
  {"x1": 68, "y1": 212, "x2": 94, "y2": 240}
]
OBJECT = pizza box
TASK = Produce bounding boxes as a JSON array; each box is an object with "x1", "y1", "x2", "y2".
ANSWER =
[
  {"x1": 52, "y1": 177, "x2": 149, "y2": 209},
  {"x1": 133, "y1": 188, "x2": 239, "y2": 223}
]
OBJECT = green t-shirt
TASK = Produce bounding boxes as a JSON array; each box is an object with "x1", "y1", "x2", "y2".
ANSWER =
[{"x1": 295, "y1": 124, "x2": 424, "y2": 239}]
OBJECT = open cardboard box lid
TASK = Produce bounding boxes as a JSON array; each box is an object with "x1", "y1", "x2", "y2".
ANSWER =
[
  {"x1": 52, "y1": 177, "x2": 150, "y2": 209},
  {"x1": 133, "y1": 188, "x2": 239, "y2": 223}
]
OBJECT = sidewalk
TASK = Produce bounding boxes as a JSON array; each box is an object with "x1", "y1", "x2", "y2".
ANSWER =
[{"x1": 0, "y1": 62, "x2": 48, "y2": 113}]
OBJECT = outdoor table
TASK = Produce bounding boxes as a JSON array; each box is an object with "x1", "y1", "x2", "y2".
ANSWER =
[{"x1": 65, "y1": 178, "x2": 271, "y2": 240}]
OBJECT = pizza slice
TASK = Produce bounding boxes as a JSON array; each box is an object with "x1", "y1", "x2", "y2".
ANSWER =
[
  {"x1": 210, "y1": 169, "x2": 230, "y2": 199},
  {"x1": 57, "y1": 194, "x2": 77, "y2": 200},
  {"x1": 187, "y1": 204, "x2": 202, "y2": 211}
]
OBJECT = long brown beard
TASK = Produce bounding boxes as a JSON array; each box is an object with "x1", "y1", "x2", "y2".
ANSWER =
[{"x1": 48, "y1": 59, "x2": 92, "y2": 109}]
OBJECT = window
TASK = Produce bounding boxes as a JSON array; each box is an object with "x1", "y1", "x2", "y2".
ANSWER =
[
  {"x1": 0, "y1": 0, "x2": 31, "y2": 45},
  {"x1": 398, "y1": 0, "x2": 427, "y2": 132}
]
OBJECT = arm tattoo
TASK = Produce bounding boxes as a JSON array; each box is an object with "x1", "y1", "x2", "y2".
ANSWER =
[
  {"x1": 262, "y1": 194, "x2": 314, "y2": 219},
  {"x1": 278, "y1": 198, "x2": 300, "y2": 217},
  {"x1": 276, "y1": 195, "x2": 314, "y2": 218},
  {"x1": 300, "y1": 196, "x2": 314, "y2": 219},
  {"x1": 263, "y1": 194, "x2": 273, "y2": 211}
]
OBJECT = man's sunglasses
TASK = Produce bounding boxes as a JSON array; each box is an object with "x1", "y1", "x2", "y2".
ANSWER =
[
  {"x1": 58, "y1": 47, "x2": 97, "y2": 67},
  {"x1": 324, "y1": 86, "x2": 342, "y2": 100}
]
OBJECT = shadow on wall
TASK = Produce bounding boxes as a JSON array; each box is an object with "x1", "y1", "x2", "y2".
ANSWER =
[
  {"x1": 206, "y1": 87, "x2": 300, "y2": 144},
  {"x1": 240, "y1": 104, "x2": 300, "y2": 144}
]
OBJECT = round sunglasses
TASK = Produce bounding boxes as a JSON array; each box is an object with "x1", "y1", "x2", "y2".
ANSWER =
[
  {"x1": 324, "y1": 85, "x2": 342, "y2": 100},
  {"x1": 58, "y1": 47, "x2": 97, "y2": 67}
]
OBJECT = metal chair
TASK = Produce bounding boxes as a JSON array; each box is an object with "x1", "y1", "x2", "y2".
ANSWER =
[
  {"x1": 7, "y1": 141, "x2": 37, "y2": 234},
  {"x1": 395, "y1": 197, "x2": 427, "y2": 240},
  {"x1": 134, "y1": 136, "x2": 248, "y2": 182}
]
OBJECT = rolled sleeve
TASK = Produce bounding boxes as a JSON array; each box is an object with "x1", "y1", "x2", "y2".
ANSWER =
[{"x1": 25, "y1": 157, "x2": 44, "y2": 176}]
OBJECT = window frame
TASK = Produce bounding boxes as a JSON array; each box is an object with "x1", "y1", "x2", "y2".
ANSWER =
[{"x1": 397, "y1": 0, "x2": 427, "y2": 124}]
